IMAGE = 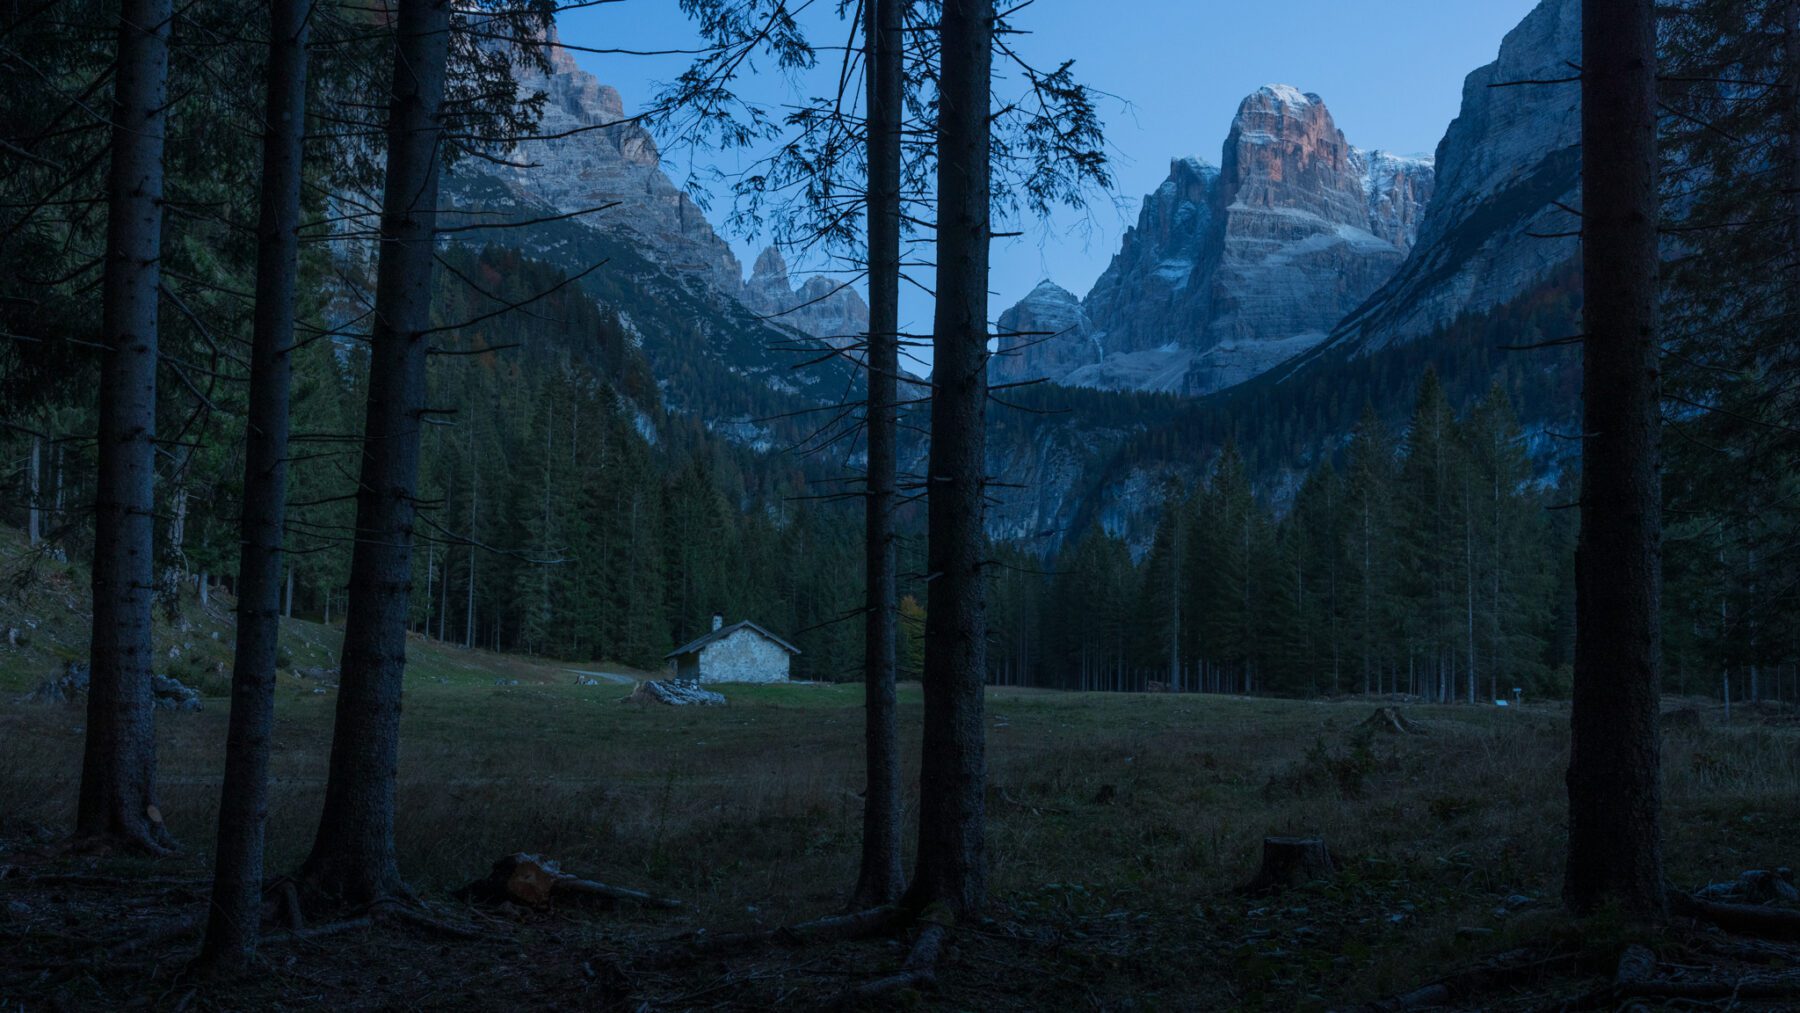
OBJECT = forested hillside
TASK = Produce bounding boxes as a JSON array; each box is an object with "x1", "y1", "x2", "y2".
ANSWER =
[{"x1": 5, "y1": 239, "x2": 883, "y2": 678}]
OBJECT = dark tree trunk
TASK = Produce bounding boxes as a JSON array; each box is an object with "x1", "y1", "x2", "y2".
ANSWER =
[
  {"x1": 907, "y1": 0, "x2": 991, "y2": 918},
  {"x1": 76, "y1": 0, "x2": 175, "y2": 855},
  {"x1": 198, "y1": 0, "x2": 310, "y2": 969},
  {"x1": 1564, "y1": 0, "x2": 1665, "y2": 919},
  {"x1": 853, "y1": 0, "x2": 907, "y2": 910},
  {"x1": 299, "y1": 0, "x2": 449, "y2": 906},
  {"x1": 1787, "y1": 3, "x2": 1800, "y2": 272},
  {"x1": 27, "y1": 432, "x2": 40, "y2": 544}
]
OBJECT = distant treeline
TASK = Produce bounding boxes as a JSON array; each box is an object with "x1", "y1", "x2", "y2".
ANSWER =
[{"x1": 991, "y1": 367, "x2": 1800, "y2": 708}]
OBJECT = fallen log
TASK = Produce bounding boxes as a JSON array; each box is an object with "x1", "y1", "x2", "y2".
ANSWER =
[
  {"x1": 1616, "y1": 975, "x2": 1800, "y2": 1001},
  {"x1": 1347, "y1": 948, "x2": 1587, "y2": 1012},
  {"x1": 460, "y1": 853, "x2": 681, "y2": 911},
  {"x1": 648, "y1": 904, "x2": 903, "y2": 966},
  {"x1": 627, "y1": 681, "x2": 726, "y2": 707},
  {"x1": 1669, "y1": 890, "x2": 1800, "y2": 940}
]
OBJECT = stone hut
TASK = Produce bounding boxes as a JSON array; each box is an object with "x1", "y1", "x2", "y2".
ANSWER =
[{"x1": 664, "y1": 614, "x2": 800, "y2": 684}]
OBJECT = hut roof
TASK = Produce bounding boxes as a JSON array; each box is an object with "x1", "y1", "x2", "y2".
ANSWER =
[{"x1": 664, "y1": 620, "x2": 802, "y2": 660}]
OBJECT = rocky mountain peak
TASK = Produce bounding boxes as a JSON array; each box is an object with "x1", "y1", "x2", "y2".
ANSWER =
[
  {"x1": 741, "y1": 246, "x2": 869, "y2": 345},
  {"x1": 1222, "y1": 85, "x2": 1368, "y2": 228},
  {"x1": 1353, "y1": 149, "x2": 1437, "y2": 253},
  {"x1": 994, "y1": 281, "x2": 1095, "y2": 385},
  {"x1": 750, "y1": 246, "x2": 790, "y2": 285},
  {"x1": 486, "y1": 34, "x2": 865, "y2": 342},
  {"x1": 498, "y1": 36, "x2": 741, "y2": 290},
  {"x1": 1002, "y1": 83, "x2": 1434, "y2": 396}
]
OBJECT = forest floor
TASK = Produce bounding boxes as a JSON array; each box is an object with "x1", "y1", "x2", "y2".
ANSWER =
[{"x1": 3, "y1": 536, "x2": 1800, "y2": 1009}]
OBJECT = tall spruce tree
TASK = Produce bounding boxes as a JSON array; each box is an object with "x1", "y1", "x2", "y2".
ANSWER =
[
  {"x1": 910, "y1": 0, "x2": 994, "y2": 918},
  {"x1": 77, "y1": 0, "x2": 176, "y2": 855},
  {"x1": 1564, "y1": 0, "x2": 1665, "y2": 919},
  {"x1": 300, "y1": 0, "x2": 453, "y2": 905},
  {"x1": 199, "y1": 0, "x2": 310, "y2": 968},
  {"x1": 1343, "y1": 402, "x2": 1395, "y2": 695},
  {"x1": 854, "y1": 0, "x2": 908, "y2": 908}
]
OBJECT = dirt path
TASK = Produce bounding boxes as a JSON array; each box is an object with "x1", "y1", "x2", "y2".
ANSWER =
[{"x1": 564, "y1": 668, "x2": 636, "y2": 685}]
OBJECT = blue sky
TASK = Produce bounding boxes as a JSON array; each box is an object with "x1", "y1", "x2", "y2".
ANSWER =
[{"x1": 558, "y1": 0, "x2": 1544, "y2": 336}]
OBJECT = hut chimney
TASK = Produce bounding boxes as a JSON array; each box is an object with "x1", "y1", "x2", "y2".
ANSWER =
[{"x1": 712, "y1": 613, "x2": 724, "y2": 632}]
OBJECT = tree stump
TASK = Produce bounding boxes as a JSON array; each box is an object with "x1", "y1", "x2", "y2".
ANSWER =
[{"x1": 1247, "y1": 836, "x2": 1335, "y2": 892}]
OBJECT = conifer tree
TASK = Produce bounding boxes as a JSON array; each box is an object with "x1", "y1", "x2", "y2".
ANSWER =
[{"x1": 1564, "y1": 0, "x2": 1665, "y2": 919}]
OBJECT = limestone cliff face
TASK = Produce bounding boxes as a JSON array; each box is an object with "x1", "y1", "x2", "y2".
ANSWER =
[
  {"x1": 1076, "y1": 156, "x2": 1220, "y2": 367},
  {"x1": 992, "y1": 281, "x2": 1096, "y2": 386},
  {"x1": 498, "y1": 37, "x2": 742, "y2": 291},
  {"x1": 1357, "y1": 149, "x2": 1437, "y2": 253},
  {"x1": 1000, "y1": 86, "x2": 1433, "y2": 395},
  {"x1": 741, "y1": 247, "x2": 869, "y2": 346},
  {"x1": 494, "y1": 32, "x2": 865, "y2": 341},
  {"x1": 1308, "y1": 0, "x2": 1579, "y2": 359}
]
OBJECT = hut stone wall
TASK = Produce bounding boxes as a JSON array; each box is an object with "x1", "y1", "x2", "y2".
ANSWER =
[{"x1": 696, "y1": 628, "x2": 791, "y2": 683}]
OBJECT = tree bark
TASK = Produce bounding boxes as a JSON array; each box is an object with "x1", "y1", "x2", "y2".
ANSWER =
[
  {"x1": 1788, "y1": 2, "x2": 1800, "y2": 269},
  {"x1": 299, "y1": 0, "x2": 450, "y2": 907},
  {"x1": 465, "y1": 440, "x2": 476, "y2": 649},
  {"x1": 165, "y1": 452, "x2": 190, "y2": 605},
  {"x1": 76, "y1": 0, "x2": 175, "y2": 855},
  {"x1": 853, "y1": 0, "x2": 906, "y2": 910},
  {"x1": 27, "y1": 432, "x2": 40, "y2": 544},
  {"x1": 1565, "y1": 0, "x2": 1665, "y2": 919},
  {"x1": 907, "y1": 0, "x2": 991, "y2": 919},
  {"x1": 1465, "y1": 487, "x2": 1476, "y2": 705},
  {"x1": 198, "y1": 0, "x2": 309, "y2": 970}
]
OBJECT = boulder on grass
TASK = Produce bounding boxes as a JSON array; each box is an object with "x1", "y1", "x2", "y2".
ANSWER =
[
  {"x1": 25, "y1": 661, "x2": 89, "y2": 704},
  {"x1": 151, "y1": 673, "x2": 202, "y2": 712},
  {"x1": 628, "y1": 680, "x2": 725, "y2": 706}
]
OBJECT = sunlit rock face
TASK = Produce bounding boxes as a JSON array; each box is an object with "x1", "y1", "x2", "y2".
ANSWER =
[{"x1": 999, "y1": 85, "x2": 1434, "y2": 395}]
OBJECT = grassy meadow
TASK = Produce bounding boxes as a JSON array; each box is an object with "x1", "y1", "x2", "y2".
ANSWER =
[{"x1": 4, "y1": 531, "x2": 1799, "y2": 1007}]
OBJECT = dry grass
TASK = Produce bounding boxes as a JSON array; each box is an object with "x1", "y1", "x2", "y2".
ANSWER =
[
  {"x1": 5, "y1": 530, "x2": 1799, "y2": 1007},
  {"x1": 3, "y1": 674, "x2": 1798, "y2": 1009}
]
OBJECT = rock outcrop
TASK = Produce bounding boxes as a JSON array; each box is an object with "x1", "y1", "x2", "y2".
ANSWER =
[
  {"x1": 992, "y1": 281, "x2": 1097, "y2": 386},
  {"x1": 999, "y1": 86, "x2": 1434, "y2": 395},
  {"x1": 1303, "y1": 0, "x2": 1580, "y2": 359},
  {"x1": 498, "y1": 34, "x2": 742, "y2": 291},
  {"x1": 493, "y1": 30, "x2": 865, "y2": 341},
  {"x1": 741, "y1": 246, "x2": 869, "y2": 346}
]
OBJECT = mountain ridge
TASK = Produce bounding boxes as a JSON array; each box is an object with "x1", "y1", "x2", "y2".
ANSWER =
[{"x1": 995, "y1": 84, "x2": 1435, "y2": 397}]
